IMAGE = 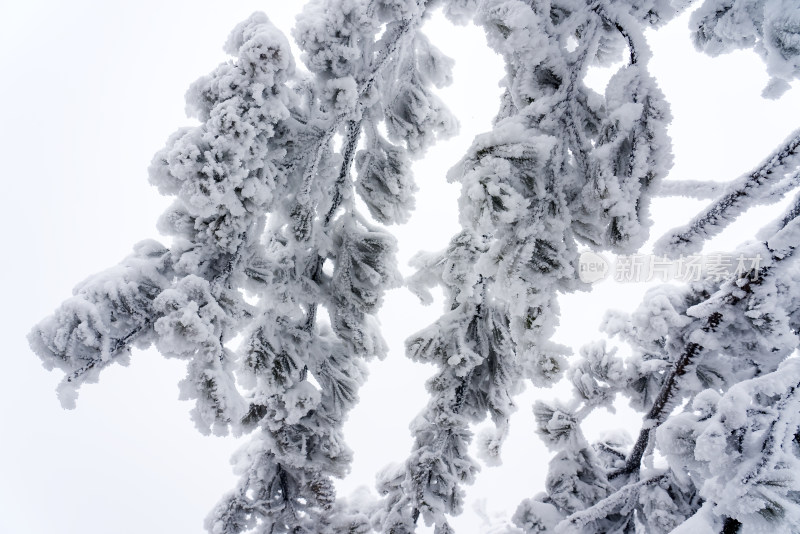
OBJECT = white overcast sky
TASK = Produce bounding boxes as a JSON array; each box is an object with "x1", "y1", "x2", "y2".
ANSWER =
[{"x1": 2, "y1": 2, "x2": 799, "y2": 533}]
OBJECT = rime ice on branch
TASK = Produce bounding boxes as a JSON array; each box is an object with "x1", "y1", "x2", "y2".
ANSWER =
[
  {"x1": 377, "y1": 0, "x2": 678, "y2": 531},
  {"x1": 519, "y1": 189, "x2": 800, "y2": 533},
  {"x1": 379, "y1": 0, "x2": 800, "y2": 533},
  {"x1": 31, "y1": 1, "x2": 458, "y2": 531},
  {"x1": 512, "y1": 0, "x2": 800, "y2": 525},
  {"x1": 29, "y1": 0, "x2": 800, "y2": 533},
  {"x1": 691, "y1": 0, "x2": 800, "y2": 98}
]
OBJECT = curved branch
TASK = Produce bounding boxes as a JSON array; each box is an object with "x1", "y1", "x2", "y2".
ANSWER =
[{"x1": 592, "y1": 4, "x2": 643, "y2": 66}]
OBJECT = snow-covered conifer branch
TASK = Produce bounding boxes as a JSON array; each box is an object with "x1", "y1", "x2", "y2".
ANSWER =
[
  {"x1": 379, "y1": 0, "x2": 682, "y2": 530},
  {"x1": 655, "y1": 128, "x2": 800, "y2": 258},
  {"x1": 691, "y1": 0, "x2": 800, "y2": 98},
  {"x1": 554, "y1": 473, "x2": 667, "y2": 533},
  {"x1": 654, "y1": 180, "x2": 727, "y2": 199},
  {"x1": 27, "y1": 0, "x2": 800, "y2": 532},
  {"x1": 28, "y1": 240, "x2": 174, "y2": 407},
  {"x1": 615, "y1": 201, "x2": 800, "y2": 480},
  {"x1": 32, "y1": 0, "x2": 462, "y2": 530},
  {"x1": 656, "y1": 359, "x2": 800, "y2": 531},
  {"x1": 516, "y1": 163, "x2": 800, "y2": 531}
]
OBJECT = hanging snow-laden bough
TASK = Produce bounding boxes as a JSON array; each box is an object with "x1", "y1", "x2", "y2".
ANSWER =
[
  {"x1": 376, "y1": 0, "x2": 679, "y2": 530},
  {"x1": 525, "y1": 193, "x2": 800, "y2": 533},
  {"x1": 28, "y1": 0, "x2": 800, "y2": 533},
  {"x1": 30, "y1": 1, "x2": 457, "y2": 531},
  {"x1": 515, "y1": 0, "x2": 800, "y2": 528}
]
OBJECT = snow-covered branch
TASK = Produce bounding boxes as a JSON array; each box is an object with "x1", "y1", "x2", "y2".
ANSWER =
[
  {"x1": 655, "y1": 128, "x2": 800, "y2": 258},
  {"x1": 554, "y1": 473, "x2": 666, "y2": 533}
]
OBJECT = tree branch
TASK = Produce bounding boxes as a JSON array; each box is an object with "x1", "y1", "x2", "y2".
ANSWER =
[
  {"x1": 555, "y1": 473, "x2": 666, "y2": 532},
  {"x1": 65, "y1": 320, "x2": 151, "y2": 384},
  {"x1": 304, "y1": 120, "x2": 363, "y2": 331},
  {"x1": 655, "y1": 180, "x2": 727, "y2": 199},
  {"x1": 293, "y1": 15, "x2": 420, "y2": 241},
  {"x1": 655, "y1": 128, "x2": 800, "y2": 258}
]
